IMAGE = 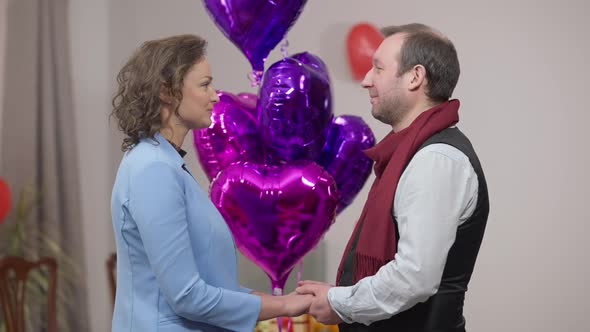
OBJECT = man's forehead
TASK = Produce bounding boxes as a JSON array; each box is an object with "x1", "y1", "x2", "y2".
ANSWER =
[
  {"x1": 383, "y1": 33, "x2": 406, "y2": 49},
  {"x1": 374, "y1": 34, "x2": 404, "y2": 63}
]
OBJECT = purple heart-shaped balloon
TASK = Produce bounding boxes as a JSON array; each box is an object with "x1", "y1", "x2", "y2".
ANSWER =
[
  {"x1": 193, "y1": 91, "x2": 264, "y2": 180},
  {"x1": 319, "y1": 115, "x2": 376, "y2": 213},
  {"x1": 258, "y1": 52, "x2": 333, "y2": 162},
  {"x1": 202, "y1": 0, "x2": 308, "y2": 74},
  {"x1": 210, "y1": 161, "x2": 338, "y2": 291}
]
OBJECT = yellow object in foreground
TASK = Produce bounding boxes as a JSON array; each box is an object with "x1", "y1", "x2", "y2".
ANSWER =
[{"x1": 254, "y1": 314, "x2": 339, "y2": 332}]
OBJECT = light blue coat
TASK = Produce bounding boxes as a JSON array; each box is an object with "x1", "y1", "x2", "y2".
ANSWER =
[{"x1": 110, "y1": 133, "x2": 261, "y2": 332}]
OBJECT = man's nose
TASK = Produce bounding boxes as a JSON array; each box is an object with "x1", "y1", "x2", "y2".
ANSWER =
[{"x1": 361, "y1": 70, "x2": 373, "y2": 88}]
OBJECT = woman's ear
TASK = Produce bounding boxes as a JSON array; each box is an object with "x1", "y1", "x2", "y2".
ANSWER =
[{"x1": 159, "y1": 84, "x2": 176, "y2": 105}]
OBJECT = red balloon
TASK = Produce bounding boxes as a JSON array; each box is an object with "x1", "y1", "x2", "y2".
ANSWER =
[
  {"x1": 0, "y1": 178, "x2": 12, "y2": 224},
  {"x1": 346, "y1": 23, "x2": 384, "y2": 81}
]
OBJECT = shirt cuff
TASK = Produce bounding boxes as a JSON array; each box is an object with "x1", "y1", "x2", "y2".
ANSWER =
[
  {"x1": 327, "y1": 286, "x2": 355, "y2": 324},
  {"x1": 239, "y1": 285, "x2": 254, "y2": 294}
]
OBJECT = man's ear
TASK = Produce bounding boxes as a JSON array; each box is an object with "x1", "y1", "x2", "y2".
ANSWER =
[{"x1": 408, "y1": 64, "x2": 427, "y2": 91}]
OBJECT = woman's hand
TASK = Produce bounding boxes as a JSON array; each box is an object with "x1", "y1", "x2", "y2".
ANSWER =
[
  {"x1": 283, "y1": 292, "x2": 314, "y2": 317},
  {"x1": 256, "y1": 290, "x2": 314, "y2": 320}
]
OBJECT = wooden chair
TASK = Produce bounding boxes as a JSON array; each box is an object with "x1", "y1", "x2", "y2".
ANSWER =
[
  {"x1": 106, "y1": 252, "x2": 117, "y2": 306},
  {"x1": 0, "y1": 256, "x2": 57, "y2": 332}
]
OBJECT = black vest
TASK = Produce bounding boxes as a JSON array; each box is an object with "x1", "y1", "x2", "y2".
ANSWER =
[{"x1": 338, "y1": 127, "x2": 489, "y2": 332}]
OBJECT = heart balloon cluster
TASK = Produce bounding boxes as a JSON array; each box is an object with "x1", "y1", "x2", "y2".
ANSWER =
[{"x1": 199, "y1": 1, "x2": 376, "y2": 292}]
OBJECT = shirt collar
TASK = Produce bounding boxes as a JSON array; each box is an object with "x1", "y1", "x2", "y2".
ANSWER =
[{"x1": 153, "y1": 132, "x2": 186, "y2": 165}]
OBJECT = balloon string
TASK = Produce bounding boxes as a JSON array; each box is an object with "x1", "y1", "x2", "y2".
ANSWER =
[
  {"x1": 280, "y1": 38, "x2": 290, "y2": 58},
  {"x1": 273, "y1": 287, "x2": 284, "y2": 332},
  {"x1": 247, "y1": 70, "x2": 263, "y2": 87},
  {"x1": 288, "y1": 260, "x2": 304, "y2": 332}
]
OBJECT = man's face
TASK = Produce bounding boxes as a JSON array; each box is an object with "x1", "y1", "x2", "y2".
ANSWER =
[{"x1": 361, "y1": 33, "x2": 412, "y2": 127}]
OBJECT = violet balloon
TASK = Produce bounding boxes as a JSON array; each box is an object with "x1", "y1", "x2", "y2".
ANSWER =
[
  {"x1": 193, "y1": 91, "x2": 264, "y2": 180},
  {"x1": 210, "y1": 161, "x2": 338, "y2": 291},
  {"x1": 236, "y1": 92, "x2": 257, "y2": 109},
  {"x1": 258, "y1": 52, "x2": 333, "y2": 162},
  {"x1": 319, "y1": 115, "x2": 375, "y2": 213},
  {"x1": 202, "y1": 0, "x2": 307, "y2": 75}
]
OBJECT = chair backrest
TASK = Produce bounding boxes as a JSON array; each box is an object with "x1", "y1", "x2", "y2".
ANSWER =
[
  {"x1": 106, "y1": 252, "x2": 116, "y2": 306},
  {"x1": 0, "y1": 256, "x2": 57, "y2": 332}
]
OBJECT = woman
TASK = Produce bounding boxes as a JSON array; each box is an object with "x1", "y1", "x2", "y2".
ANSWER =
[{"x1": 110, "y1": 34, "x2": 312, "y2": 332}]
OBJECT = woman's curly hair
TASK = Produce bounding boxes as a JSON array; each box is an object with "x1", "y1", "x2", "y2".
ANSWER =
[{"x1": 111, "y1": 34, "x2": 207, "y2": 151}]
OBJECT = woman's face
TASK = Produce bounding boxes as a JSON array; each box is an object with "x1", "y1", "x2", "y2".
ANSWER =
[{"x1": 175, "y1": 58, "x2": 219, "y2": 129}]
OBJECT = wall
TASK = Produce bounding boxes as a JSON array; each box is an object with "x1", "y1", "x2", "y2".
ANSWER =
[{"x1": 0, "y1": 0, "x2": 6, "y2": 155}]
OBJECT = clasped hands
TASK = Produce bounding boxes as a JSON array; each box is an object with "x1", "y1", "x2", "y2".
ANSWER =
[{"x1": 283, "y1": 280, "x2": 343, "y2": 325}]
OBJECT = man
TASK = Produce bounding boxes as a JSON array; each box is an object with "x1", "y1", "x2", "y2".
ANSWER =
[{"x1": 296, "y1": 23, "x2": 489, "y2": 332}]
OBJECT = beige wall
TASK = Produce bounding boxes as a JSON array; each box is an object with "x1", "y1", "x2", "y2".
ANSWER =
[
  {"x1": 0, "y1": 0, "x2": 6, "y2": 156},
  {"x1": 68, "y1": 0, "x2": 590, "y2": 331}
]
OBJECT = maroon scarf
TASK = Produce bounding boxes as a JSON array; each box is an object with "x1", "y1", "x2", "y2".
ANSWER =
[{"x1": 336, "y1": 100, "x2": 460, "y2": 285}]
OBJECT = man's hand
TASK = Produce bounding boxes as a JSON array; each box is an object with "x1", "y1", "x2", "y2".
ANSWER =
[
  {"x1": 283, "y1": 292, "x2": 314, "y2": 317},
  {"x1": 296, "y1": 280, "x2": 343, "y2": 325}
]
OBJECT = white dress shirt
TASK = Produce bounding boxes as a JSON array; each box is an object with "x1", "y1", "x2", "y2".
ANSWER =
[{"x1": 327, "y1": 143, "x2": 479, "y2": 326}]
